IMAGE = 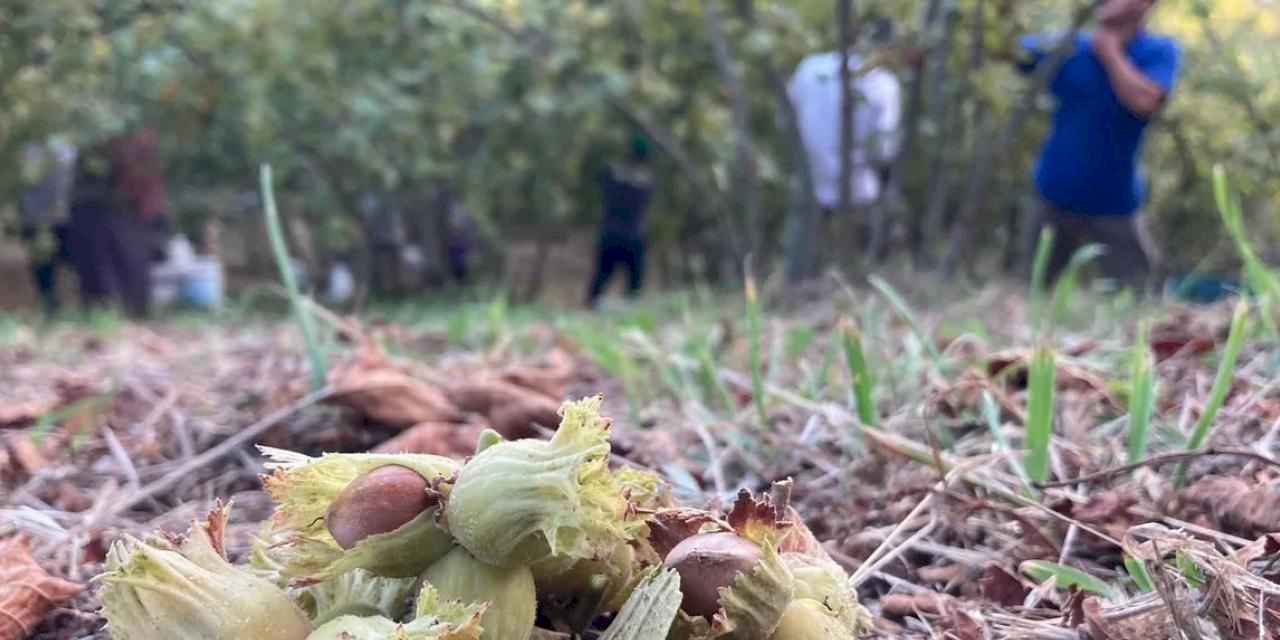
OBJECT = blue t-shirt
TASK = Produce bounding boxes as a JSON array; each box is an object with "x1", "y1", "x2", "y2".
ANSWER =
[{"x1": 1021, "y1": 31, "x2": 1181, "y2": 216}]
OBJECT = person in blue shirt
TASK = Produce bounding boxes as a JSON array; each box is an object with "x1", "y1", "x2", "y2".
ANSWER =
[{"x1": 1019, "y1": 0, "x2": 1182, "y2": 291}]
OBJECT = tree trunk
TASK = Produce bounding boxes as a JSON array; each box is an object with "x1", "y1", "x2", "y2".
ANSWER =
[
  {"x1": 920, "y1": 1, "x2": 960, "y2": 265},
  {"x1": 898, "y1": 0, "x2": 946, "y2": 261},
  {"x1": 704, "y1": 0, "x2": 761, "y2": 258},
  {"x1": 837, "y1": 0, "x2": 856, "y2": 221},
  {"x1": 518, "y1": 234, "x2": 553, "y2": 304}
]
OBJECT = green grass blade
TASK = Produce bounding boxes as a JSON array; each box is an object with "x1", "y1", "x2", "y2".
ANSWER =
[
  {"x1": 1029, "y1": 227, "x2": 1054, "y2": 327},
  {"x1": 1024, "y1": 345, "x2": 1057, "y2": 483},
  {"x1": 699, "y1": 343, "x2": 735, "y2": 413},
  {"x1": 868, "y1": 275, "x2": 941, "y2": 365},
  {"x1": 1051, "y1": 243, "x2": 1106, "y2": 324},
  {"x1": 840, "y1": 319, "x2": 876, "y2": 427},
  {"x1": 1175, "y1": 301, "x2": 1249, "y2": 487},
  {"x1": 1124, "y1": 556, "x2": 1154, "y2": 593},
  {"x1": 745, "y1": 274, "x2": 768, "y2": 426},
  {"x1": 1126, "y1": 321, "x2": 1157, "y2": 464},
  {"x1": 1214, "y1": 164, "x2": 1280, "y2": 337},
  {"x1": 1021, "y1": 561, "x2": 1113, "y2": 597},
  {"x1": 983, "y1": 391, "x2": 1033, "y2": 491},
  {"x1": 260, "y1": 164, "x2": 327, "y2": 390}
]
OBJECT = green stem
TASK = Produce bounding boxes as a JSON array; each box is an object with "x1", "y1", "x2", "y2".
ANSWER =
[
  {"x1": 1174, "y1": 301, "x2": 1249, "y2": 487},
  {"x1": 260, "y1": 164, "x2": 327, "y2": 390}
]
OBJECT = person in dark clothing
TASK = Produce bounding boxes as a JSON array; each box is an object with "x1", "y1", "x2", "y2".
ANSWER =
[
  {"x1": 586, "y1": 136, "x2": 654, "y2": 308},
  {"x1": 67, "y1": 129, "x2": 171, "y2": 318},
  {"x1": 17, "y1": 140, "x2": 77, "y2": 315}
]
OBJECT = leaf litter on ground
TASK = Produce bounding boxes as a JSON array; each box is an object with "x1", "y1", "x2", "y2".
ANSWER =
[{"x1": 1, "y1": 279, "x2": 1280, "y2": 638}]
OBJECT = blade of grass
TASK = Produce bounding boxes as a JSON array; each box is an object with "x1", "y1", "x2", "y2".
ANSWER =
[
  {"x1": 1020, "y1": 560, "x2": 1114, "y2": 597},
  {"x1": 1174, "y1": 301, "x2": 1249, "y2": 487},
  {"x1": 840, "y1": 319, "x2": 877, "y2": 427},
  {"x1": 1024, "y1": 345, "x2": 1057, "y2": 483},
  {"x1": 745, "y1": 272, "x2": 768, "y2": 426},
  {"x1": 806, "y1": 336, "x2": 838, "y2": 399},
  {"x1": 1215, "y1": 164, "x2": 1280, "y2": 336},
  {"x1": 1050, "y1": 243, "x2": 1105, "y2": 325},
  {"x1": 982, "y1": 391, "x2": 1033, "y2": 491},
  {"x1": 868, "y1": 275, "x2": 942, "y2": 365},
  {"x1": 1127, "y1": 320, "x2": 1157, "y2": 464},
  {"x1": 260, "y1": 164, "x2": 327, "y2": 390},
  {"x1": 1124, "y1": 556, "x2": 1154, "y2": 593},
  {"x1": 1029, "y1": 227, "x2": 1054, "y2": 328}
]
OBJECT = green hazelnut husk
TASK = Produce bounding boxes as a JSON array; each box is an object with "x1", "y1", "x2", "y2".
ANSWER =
[
  {"x1": 419, "y1": 546, "x2": 536, "y2": 640},
  {"x1": 261, "y1": 449, "x2": 458, "y2": 582},
  {"x1": 99, "y1": 502, "x2": 312, "y2": 640},
  {"x1": 769, "y1": 599, "x2": 854, "y2": 640},
  {"x1": 443, "y1": 397, "x2": 644, "y2": 569}
]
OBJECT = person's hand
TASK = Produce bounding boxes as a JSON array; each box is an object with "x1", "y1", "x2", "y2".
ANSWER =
[{"x1": 1091, "y1": 26, "x2": 1130, "y2": 58}]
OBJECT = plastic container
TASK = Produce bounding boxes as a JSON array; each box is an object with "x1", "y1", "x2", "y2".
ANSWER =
[{"x1": 182, "y1": 258, "x2": 224, "y2": 310}]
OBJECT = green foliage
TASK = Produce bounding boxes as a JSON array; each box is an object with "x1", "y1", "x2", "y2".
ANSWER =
[
  {"x1": 2, "y1": 0, "x2": 1277, "y2": 285},
  {"x1": 840, "y1": 320, "x2": 877, "y2": 427},
  {"x1": 1174, "y1": 300, "x2": 1249, "y2": 487},
  {"x1": 1126, "y1": 321, "x2": 1157, "y2": 464},
  {"x1": 1024, "y1": 345, "x2": 1057, "y2": 484},
  {"x1": 745, "y1": 275, "x2": 767, "y2": 426},
  {"x1": 1020, "y1": 560, "x2": 1115, "y2": 597},
  {"x1": 1123, "y1": 556, "x2": 1154, "y2": 593},
  {"x1": 261, "y1": 164, "x2": 327, "y2": 390}
]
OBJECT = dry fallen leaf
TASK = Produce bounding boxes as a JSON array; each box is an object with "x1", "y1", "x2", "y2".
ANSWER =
[
  {"x1": 0, "y1": 536, "x2": 85, "y2": 640},
  {"x1": 1176, "y1": 476, "x2": 1280, "y2": 540},
  {"x1": 3, "y1": 433, "x2": 48, "y2": 477},
  {"x1": 980, "y1": 563, "x2": 1030, "y2": 607},
  {"x1": 446, "y1": 378, "x2": 562, "y2": 439},
  {"x1": 328, "y1": 347, "x2": 463, "y2": 429},
  {"x1": 0, "y1": 400, "x2": 55, "y2": 430},
  {"x1": 372, "y1": 421, "x2": 486, "y2": 457}
]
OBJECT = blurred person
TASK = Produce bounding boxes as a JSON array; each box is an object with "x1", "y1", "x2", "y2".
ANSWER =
[
  {"x1": 17, "y1": 138, "x2": 77, "y2": 315},
  {"x1": 67, "y1": 128, "x2": 172, "y2": 318},
  {"x1": 443, "y1": 193, "x2": 477, "y2": 286},
  {"x1": 1018, "y1": 0, "x2": 1181, "y2": 291},
  {"x1": 586, "y1": 135, "x2": 654, "y2": 309},
  {"x1": 788, "y1": 19, "x2": 903, "y2": 215}
]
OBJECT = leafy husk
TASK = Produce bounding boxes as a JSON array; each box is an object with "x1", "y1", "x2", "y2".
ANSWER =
[
  {"x1": 769, "y1": 598, "x2": 856, "y2": 640},
  {"x1": 444, "y1": 396, "x2": 648, "y2": 569},
  {"x1": 99, "y1": 501, "x2": 312, "y2": 640},
  {"x1": 306, "y1": 585, "x2": 485, "y2": 640},
  {"x1": 260, "y1": 448, "x2": 458, "y2": 582},
  {"x1": 420, "y1": 546, "x2": 536, "y2": 640},
  {"x1": 782, "y1": 554, "x2": 871, "y2": 637},
  {"x1": 598, "y1": 568, "x2": 683, "y2": 640},
  {"x1": 302, "y1": 569, "x2": 417, "y2": 627}
]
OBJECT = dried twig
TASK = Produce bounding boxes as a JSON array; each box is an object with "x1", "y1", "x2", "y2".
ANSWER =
[
  {"x1": 1036, "y1": 448, "x2": 1280, "y2": 489},
  {"x1": 104, "y1": 387, "x2": 336, "y2": 518}
]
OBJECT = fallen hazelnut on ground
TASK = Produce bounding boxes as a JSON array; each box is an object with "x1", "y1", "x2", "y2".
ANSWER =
[{"x1": 661, "y1": 531, "x2": 763, "y2": 618}]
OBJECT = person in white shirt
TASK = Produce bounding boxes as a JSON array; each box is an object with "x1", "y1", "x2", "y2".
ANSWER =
[{"x1": 788, "y1": 23, "x2": 903, "y2": 213}]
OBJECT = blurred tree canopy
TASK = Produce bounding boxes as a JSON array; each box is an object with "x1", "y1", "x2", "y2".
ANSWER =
[{"x1": 1, "y1": 0, "x2": 1277, "y2": 291}]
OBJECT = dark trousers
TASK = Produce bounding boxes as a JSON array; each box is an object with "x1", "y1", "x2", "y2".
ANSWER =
[
  {"x1": 1029, "y1": 203, "x2": 1153, "y2": 292},
  {"x1": 19, "y1": 224, "x2": 71, "y2": 315},
  {"x1": 587, "y1": 231, "x2": 645, "y2": 306},
  {"x1": 68, "y1": 208, "x2": 155, "y2": 318}
]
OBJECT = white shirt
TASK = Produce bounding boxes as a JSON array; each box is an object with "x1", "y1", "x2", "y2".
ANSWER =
[{"x1": 788, "y1": 51, "x2": 902, "y2": 209}]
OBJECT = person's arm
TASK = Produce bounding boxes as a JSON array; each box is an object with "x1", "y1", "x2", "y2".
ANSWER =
[{"x1": 1092, "y1": 29, "x2": 1177, "y2": 119}]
